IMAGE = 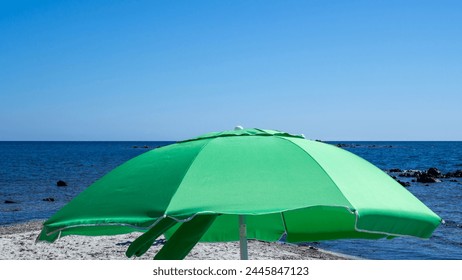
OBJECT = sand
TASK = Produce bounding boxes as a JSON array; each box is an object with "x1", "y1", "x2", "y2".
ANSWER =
[{"x1": 0, "y1": 220, "x2": 352, "y2": 260}]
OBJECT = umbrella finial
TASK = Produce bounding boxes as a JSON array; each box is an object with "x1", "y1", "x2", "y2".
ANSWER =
[{"x1": 234, "y1": 125, "x2": 244, "y2": 130}]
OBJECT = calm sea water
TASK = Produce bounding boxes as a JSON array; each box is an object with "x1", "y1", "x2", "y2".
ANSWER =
[
  {"x1": 0, "y1": 141, "x2": 461, "y2": 259},
  {"x1": 0, "y1": 141, "x2": 173, "y2": 225}
]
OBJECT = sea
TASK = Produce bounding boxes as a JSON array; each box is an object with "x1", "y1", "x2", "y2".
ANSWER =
[{"x1": 0, "y1": 141, "x2": 461, "y2": 260}]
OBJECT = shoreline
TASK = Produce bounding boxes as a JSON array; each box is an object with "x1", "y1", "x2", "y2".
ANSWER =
[{"x1": 0, "y1": 220, "x2": 353, "y2": 260}]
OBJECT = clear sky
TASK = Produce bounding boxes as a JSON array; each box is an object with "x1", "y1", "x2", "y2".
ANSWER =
[{"x1": 0, "y1": 0, "x2": 461, "y2": 141}]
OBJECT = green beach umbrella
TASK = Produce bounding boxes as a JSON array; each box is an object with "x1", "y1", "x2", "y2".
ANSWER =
[{"x1": 38, "y1": 128, "x2": 441, "y2": 259}]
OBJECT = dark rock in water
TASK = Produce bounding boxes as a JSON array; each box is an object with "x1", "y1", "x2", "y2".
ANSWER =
[
  {"x1": 416, "y1": 173, "x2": 441, "y2": 183},
  {"x1": 399, "y1": 170, "x2": 422, "y2": 178},
  {"x1": 389, "y1": 168, "x2": 403, "y2": 173},
  {"x1": 443, "y1": 220, "x2": 462, "y2": 229},
  {"x1": 400, "y1": 168, "x2": 446, "y2": 183},
  {"x1": 57, "y1": 180, "x2": 67, "y2": 187},
  {"x1": 335, "y1": 143, "x2": 361, "y2": 148},
  {"x1": 445, "y1": 170, "x2": 462, "y2": 178},
  {"x1": 427, "y1": 167, "x2": 442, "y2": 178},
  {"x1": 391, "y1": 174, "x2": 411, "y2": 187},
  {"x1": 42, "y1": 197, "x2": 55, "y2": 202},
  {"x1": 397, "y1": 180, "x2": 411, "y2": 187},
  {"x1": 4, "y1": 200, "x2": 17, "y2": 204},
  {"x1": 336, "y1": 143, "x2": 351, "y2": 148}
]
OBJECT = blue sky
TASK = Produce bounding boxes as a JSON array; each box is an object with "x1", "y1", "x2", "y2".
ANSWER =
[{"x1": 0, "y1": 0, "x2": 461, "y2": 141}]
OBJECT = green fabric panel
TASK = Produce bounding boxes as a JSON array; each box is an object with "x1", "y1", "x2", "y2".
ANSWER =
[
  {"x1": 245, "y1": 214, "x2": 286, "y2": 241},
  {"x1": 166, "y1": 136, "x2": 353, "y2": 217},
  {"x1": 126, "y1": 217, "x2": 177, "y2": 258},
  {"x1": 356, "y1": 209, "x2": 440, "y2": 238},
  {"x1": 166, "y1": 214, "x2": 286, "y2": 242},
  {"x1": 287, "y1": 138, "x2": 441, "y2": 237},
  {"x1": 40, "y1": 139, "x2": 209, "y2": 238},
  {"x1": 154, "y1": 215, "x2": 218, "y2": 260},
  {"x1": 283, "y1": 206, "x2": 385, "y2": 242}
]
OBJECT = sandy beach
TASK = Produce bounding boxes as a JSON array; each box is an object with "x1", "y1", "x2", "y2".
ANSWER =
[{"x1": 0, "y1": 220, "x2": 351, "y2": 260}]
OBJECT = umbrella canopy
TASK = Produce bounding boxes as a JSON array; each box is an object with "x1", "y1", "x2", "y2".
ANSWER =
[{"x1": 38, "y1": 128, "x2": 441, "y2": 259}]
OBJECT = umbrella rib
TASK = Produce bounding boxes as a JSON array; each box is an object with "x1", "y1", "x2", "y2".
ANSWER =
[
  {"x1": 275, "y1": 136, "x2": 355, "y2": 212},
  {"x1": 162, "y1": 138, "x2": 214, "y2": 217}
]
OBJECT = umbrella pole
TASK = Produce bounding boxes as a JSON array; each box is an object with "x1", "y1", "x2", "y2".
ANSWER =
[{"x1": 239, "y1": 215, "x2": 248, "y2": 260}]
